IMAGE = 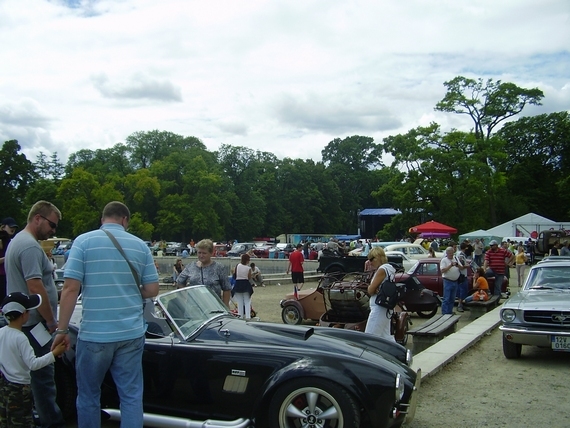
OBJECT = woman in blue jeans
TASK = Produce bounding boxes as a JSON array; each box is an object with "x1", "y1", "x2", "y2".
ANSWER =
[{"x1": 440, "y1": 247, "x2": 460, "y2": 314}]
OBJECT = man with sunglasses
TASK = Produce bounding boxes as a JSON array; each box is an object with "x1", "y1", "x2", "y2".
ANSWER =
[{"x1": 5, "y1": 200, "x2": 65, "y2": 427}]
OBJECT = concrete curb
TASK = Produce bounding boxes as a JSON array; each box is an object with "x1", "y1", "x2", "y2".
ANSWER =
[{"x1": 411, "y1": 305, "x2": 502, "y2": 380}]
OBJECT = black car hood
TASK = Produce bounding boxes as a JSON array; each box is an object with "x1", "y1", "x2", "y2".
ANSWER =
[{"x1": 192, "y1": 316, "x2": 408, "y2": 366}]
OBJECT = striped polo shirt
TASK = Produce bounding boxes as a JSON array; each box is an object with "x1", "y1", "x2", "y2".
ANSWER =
[
  {"x1": 64, "y1": 223, "x2": 158, "y2": 343},
  {"x1": 484, "y1": 247, "x2": 512, "y2": 274}
]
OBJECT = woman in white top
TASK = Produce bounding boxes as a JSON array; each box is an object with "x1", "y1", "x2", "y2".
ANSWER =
[
  {"x1": 364, "y1": 247, "x2": 396, "y2": 341},
  {"x1": 232, "y1": 253, "x2": 253, "y2": 319}
]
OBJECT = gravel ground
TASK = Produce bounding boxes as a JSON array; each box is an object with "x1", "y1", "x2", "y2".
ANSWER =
[{"x1": 407, "y1": 327, "x2": 570, "y2": 427}]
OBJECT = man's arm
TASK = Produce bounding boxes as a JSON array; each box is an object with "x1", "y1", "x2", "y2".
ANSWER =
[
  {"x1": 51, "y1": 278, "x2": 82, "y2": 351},
  {"x1": 26, "y1": 278, "x2": 57, "y2": 332},
  {"x1": 140, "y1": 282, "x2": 159, "y2": 299}
]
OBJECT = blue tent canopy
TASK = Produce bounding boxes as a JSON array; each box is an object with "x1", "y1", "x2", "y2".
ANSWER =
[{"x1": 334, "y1": 234, "x2": 361, "y2": 242}]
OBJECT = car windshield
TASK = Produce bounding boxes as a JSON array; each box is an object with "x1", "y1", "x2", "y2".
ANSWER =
[
  {"x1": 524, "y1": 266, "x2": 570, "y2": 290},
  {"x1": 157, "y1": 286, "x2": 231, "y2": 339}
]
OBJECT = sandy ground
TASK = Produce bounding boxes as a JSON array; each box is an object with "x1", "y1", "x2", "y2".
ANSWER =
[{"x1": 406, "y1": 327, "x2": 570, "y2": 427}]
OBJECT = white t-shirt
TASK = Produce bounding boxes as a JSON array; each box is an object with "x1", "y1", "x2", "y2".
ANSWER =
[
  {"x1": 440, "y1": 256, "x2": 460, "y2": 281},
  {"x1": 0, "y1": 326, "x2": 55, "y2": 384}
]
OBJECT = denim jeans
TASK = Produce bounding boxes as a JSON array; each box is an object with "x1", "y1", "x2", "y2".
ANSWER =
[
  {"x1": 442, "y1": 278, "x2": 458, "y2": 314},
  {"x1": 76, "y1": 336, "x2": 145, "y2": 428},
  {"x1": 22, "y1": 324, "x2": 65, "y2": 428},
  {"x1": 456, "y1": 276, "x2": 469, "y2": 303},
  {"x1": 486, "y1": 268, "x2": 504, "y2": 296}
]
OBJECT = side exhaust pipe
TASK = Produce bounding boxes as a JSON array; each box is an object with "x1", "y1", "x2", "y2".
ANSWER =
[{"x1": 103, "y1": 409, "x2": 252, "y2": 428}]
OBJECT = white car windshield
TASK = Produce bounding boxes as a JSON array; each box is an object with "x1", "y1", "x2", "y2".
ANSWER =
[{"x1": 525, "y1": 266, "x2": 570, "y2": 290}]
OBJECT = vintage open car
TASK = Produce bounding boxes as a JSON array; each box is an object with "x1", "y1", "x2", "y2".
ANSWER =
[
  {"x1": 55, "y1": 285, "x2": 421, "y2": 428},
  {"x1": 280, "y1": 270, "x2": 441, "y2": 327}
]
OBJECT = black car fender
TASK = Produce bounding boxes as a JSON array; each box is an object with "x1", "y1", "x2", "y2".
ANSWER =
[{"x1": 255, "y1": 353, "x2": 403, "y2": 427}]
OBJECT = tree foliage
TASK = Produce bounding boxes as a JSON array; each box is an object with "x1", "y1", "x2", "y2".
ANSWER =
[{"x1": 435, "y1": 76, "x2": 544, "y2": 141}]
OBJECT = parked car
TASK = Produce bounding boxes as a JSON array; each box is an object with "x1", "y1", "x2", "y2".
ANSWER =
[
  {"x1": 226, "y1": 242, "x2": 256, "y2": 257},
  {"x1": 252, "y1": 243, "x2": 275, "y2": 258},
  {"x1": 163, "y1": 242, "x2": 182, "y2": 256},
  {"x1": 55, "y1": 285, "x2": 420, "y2": 427},
  {"x1": 500, "y1": 259, "x2": 570, "y2": 359},
  {"x1": 395, "y1": 258, "x2": 508, "y2": 297},
  {"x1": 213, "y1": 243, "x2": 228, "y2": 257},
  {"x1": 385, "y1": 251, "x2": 416, "y2": 271},
  {"x1": 384, "y1": 243, "x2": 444, "y2": 260},
  {"x1": 269, "y1": 242, "x2": 296, "y2": 258},
  {"x1": 54, "y1": 262, "x2": 66, "y2": 298}
]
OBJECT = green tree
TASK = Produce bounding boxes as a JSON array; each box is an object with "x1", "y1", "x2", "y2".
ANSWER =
[
  {"x1": 125, "y1": 130, "x2": 206, "y2": 169},
  {"x1": 378, "y1": 124, "x2": 505, "y2": 233},
  {"x1": 498, "y1": 111, "x2": 570, "y2": 220},
  {"x1": 57, "y1": 168, "x2": 124, "y2": 236},
  {"x1": 65, "y1": 145, "x2": 134, "y2": 178},
  {"x1": 35, "y1": 152, "x2": 65, "y2": 181},
  {"x1": 0, "y1": 140, "x2": 36, "y2": 222},
  {"x1": 321, "y1": 135, "x2": 385, "y2": 232},
  {"x1": 435, "y1": 76, "x2": 544, "y2": 141}
]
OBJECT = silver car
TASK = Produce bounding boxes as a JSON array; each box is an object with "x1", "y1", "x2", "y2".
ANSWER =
[{"x1": 499, "y1": 259, "x2": 570, "y2": 359}]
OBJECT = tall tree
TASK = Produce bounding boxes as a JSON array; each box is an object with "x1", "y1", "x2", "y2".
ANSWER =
[
  {"x1": 125, "y1": 130, "x2": 206, "y2": 169},
  {"x1": 35, "y1": 152, "x2": 65, "y2": 181},
  {"x1": 378, "y1": 124, "x2": 506, "y2": 233},
  {"x1": 498, "y1": 111, "x2": 570, "y2": 220},
  {"x1": 435, "y1": 76, "x2": 544, "y2": 141},
  {"x1": 321, "y1": 136, "x2": 385, "y2": 232},
  {"x1": 434, "y1": 76, "x2": 543, "y2": 224}
]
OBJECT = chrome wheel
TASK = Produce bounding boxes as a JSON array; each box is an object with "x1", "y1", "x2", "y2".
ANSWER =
[{"x1": 269, "y1": 379, "x2": 360, "y2": 428}]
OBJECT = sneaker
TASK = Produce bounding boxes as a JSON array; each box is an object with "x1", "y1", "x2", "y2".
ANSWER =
[{"x1": 457, "y1": 306, "x2": 464, "y2": 312}]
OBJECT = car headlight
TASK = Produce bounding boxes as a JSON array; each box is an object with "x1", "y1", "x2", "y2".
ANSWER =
[
  {"x1": 501, "y1": 309, "x2": 516, "y2": 323},
  {"x1": 394, "y1": 373, "x2": 405, "y2": 402}
]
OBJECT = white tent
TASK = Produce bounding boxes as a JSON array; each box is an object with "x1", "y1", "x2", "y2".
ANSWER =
[
  {"x1": 486, "y1": 213, "x2": 558, "y2": 239},
  {"x1": 459, "y1": 229, "x2": 502, "y2": 244}
]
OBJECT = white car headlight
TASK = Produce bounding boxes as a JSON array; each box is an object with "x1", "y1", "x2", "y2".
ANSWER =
[
  {"x1": 395, "y1": 373, "x2": 405, "y2": 402},
  {"x1": 501, "y1": 309, "x2": 516, "y2": 323}
]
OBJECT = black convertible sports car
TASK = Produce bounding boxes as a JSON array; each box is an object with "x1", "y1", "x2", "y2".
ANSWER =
[{"x1": 55, "y1": 285, "x2": 421, "y2": 427}]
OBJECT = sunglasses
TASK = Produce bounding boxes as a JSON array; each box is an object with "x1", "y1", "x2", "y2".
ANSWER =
[
  {"x1": 39, "y1": 215, "x2": 58, "y2": 230},
  {"x1": 368, "y1": 256, "x2": 375, "y2": 261}
]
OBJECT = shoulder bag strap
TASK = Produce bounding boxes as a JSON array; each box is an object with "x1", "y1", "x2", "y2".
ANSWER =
[{"x1": 102, "y1": 229, "x2": 141, "y2": 289}]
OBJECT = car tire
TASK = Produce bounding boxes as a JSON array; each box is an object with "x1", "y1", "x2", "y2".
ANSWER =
[
  {"x1": 502, "y1": 335, "x2": 522, "y2": 359},
  {"x1": 281, "y1": 305, "x2": 303, "y2": 325},
  {"x1": 416, "y1": 308, "x2": 438, "y2": 318},
  {"x1": 268, "y1": 378, "x2": 361, "y2": 428}
]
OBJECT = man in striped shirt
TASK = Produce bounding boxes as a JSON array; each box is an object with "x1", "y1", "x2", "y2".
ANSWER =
[
  {"x1": 53, "y1": 201, "x2": 159, "y2": 428},
  {"x1": 483, "y1": 240, "x2": 514, "y2": 297}
]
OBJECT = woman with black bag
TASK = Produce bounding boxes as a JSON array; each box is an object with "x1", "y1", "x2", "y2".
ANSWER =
[
  {"x1": 232, "y1": 253, "x2": 253, "y2": 319},
  {"x1": 364, "y1": 247, "x2": 396, "y2": 341}
]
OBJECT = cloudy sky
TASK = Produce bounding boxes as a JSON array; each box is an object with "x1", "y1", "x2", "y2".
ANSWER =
[{"x1": 1, "y1": 0, "x2": 569, "y2": 164}]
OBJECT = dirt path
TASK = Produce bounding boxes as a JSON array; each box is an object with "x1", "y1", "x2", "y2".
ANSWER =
[{"x1": 407, "y1": 327, "x2": 570, "y2": 427}]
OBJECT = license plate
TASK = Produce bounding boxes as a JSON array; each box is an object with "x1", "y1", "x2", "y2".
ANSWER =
[{"x1": 551, "y1": 336, "x2": 570, "y2": 351}]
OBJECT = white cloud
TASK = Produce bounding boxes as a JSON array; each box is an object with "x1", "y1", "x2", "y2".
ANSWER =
[{"x1": 0, "y1": 0, "x2": 568, "y2": 164}]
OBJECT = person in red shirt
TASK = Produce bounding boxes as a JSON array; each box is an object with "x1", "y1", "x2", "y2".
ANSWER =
[
  {"x1": 287, "y1": 244, "x2": 305, "y2": 291},
  {"x1": 483, "y1": 240, "x2": 514, "y2": 297}
]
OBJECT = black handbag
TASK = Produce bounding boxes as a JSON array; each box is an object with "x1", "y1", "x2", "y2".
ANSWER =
[{"x1": 375, "y1": 280, "x2": 404, "y2": 309}]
